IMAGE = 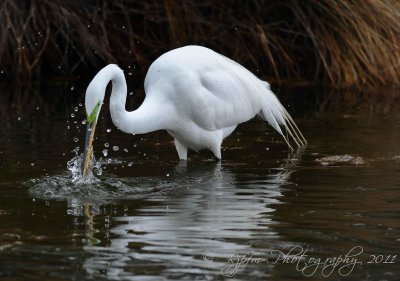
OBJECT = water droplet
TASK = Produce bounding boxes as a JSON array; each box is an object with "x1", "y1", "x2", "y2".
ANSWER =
[
  {"x1": 70, "y1": 86, "x2": 75, "y2": 91},
  {"x1": 113, "y1": 146, "x2": 119, "y2": 151},
  {"x1": 79, "y1": 103, "x2": 82, "y2": 107},
  {"x1": 104, "y1": 143, "x2": 109, "y2": 148},
  {"x1": 82, "y1": 120, "x2": 86, "y2": 125},
  {"x1": 74, "y1": 107, "x2": 78, "y2": 112},
  {"x1": 31, "y1": 163, "x2": 35, "y2": 166},
  {"x1": 17, "y1": 117, "x2": 21, "y2": 121},
  {"x1": 266, "y1": 147, "x2": 269, "y2": 151},
  {"x1": 36, "y1": 106, "x2": 40, "y2": 110},
  {"x1": 166, "y1": 173, "x2": 170, "y2": 177},
  {"x1": 128, "y1": 162, "x2": 133, "y2": 166},
  {"x1": 71, "y1": 113, "x2": 75, "y2": 118},
  {"x1": 134, "y1": 144, "x2": 137, "y2": 148},
  {"x1": 106, "y1": 128, "x2": 111, "y2": 133},
  {"x1": 73, "y1": 137, "x2": 79, "y2": 142},
  {"x1": 129, "y1": 92, "x2": 134, "y2": 96},
  {"x1": 102, "y1": 149, "x2": 108, "y2": 157},
  {"x1": 124, "y1": 148, "x2": 128, "y2": 152},
  {"x1": 128, "y1": 72, "x2": 132, "y2": 76},
  {"x1": 67, "y1": 126, "x2": 70, "y2": 130}
]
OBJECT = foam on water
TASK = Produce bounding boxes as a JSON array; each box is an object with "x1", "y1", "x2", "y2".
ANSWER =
[{"x1": 315, "y1": 154, "x2": 365, "y2": 166}]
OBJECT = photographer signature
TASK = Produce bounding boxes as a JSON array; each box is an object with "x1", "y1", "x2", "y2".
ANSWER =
[{"x1": 203, "y1": 246, "x2": 397, "y2": 277}]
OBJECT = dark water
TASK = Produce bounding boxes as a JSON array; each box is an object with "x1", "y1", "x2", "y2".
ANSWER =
[{"x1": 1, "y1": 87, "x2": 400, "y2": 280}]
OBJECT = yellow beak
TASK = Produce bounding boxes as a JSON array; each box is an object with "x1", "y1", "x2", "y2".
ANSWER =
[{"x1": 82, "y1": 120, "x2": 97, "y2": 177}]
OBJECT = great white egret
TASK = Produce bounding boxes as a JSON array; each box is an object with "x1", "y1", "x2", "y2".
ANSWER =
[{"x1": 82, "y1": 45, "x2": 306, "y2": 176}]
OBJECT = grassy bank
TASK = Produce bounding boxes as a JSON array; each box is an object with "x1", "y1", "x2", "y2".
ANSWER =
[{"x1": 1, "y1": 0, "x2": 400, "y2": 90}]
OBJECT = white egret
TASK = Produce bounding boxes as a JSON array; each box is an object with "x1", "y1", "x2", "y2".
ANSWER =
[{"x1": 82, "y1": 45, "x2": 306, "y2": 176}]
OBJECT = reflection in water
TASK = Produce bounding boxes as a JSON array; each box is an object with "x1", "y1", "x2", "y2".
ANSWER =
[
  {"x1": 2, "y1": 88, "x2": 400, "y2": 280},
  {"x1": 83, "y1": 204, "x2": 101, "y2": 246},
  {"x1": 76, "y1": 162, "x2": 293, "y2": 280}
]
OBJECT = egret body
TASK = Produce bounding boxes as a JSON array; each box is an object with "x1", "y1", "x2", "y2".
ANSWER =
[{"x1": 82, "y1": 45, "x2": 306, "y2": 175}]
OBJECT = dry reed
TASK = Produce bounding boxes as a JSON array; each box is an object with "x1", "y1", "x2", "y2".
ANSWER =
[{"x1": 1, "y1": 0, "x2": 400, "y2": 90}]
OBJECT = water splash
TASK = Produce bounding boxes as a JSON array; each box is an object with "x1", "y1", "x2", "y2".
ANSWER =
[
  {"x1": 26, "y1": 154, "x2": 131, "y2": 203},
  {"x1": 24, "y1": 135, "x2": 218, "y2": 203},
  {"x1": 25, "y1": 163, "x2": 180, "y2": 204},
  {"x1": 66, "y1": 147, "x2": 101, "y2": 184},
  {"x1": 24, "y1": 143, "x2": 176, "y2": 203}
]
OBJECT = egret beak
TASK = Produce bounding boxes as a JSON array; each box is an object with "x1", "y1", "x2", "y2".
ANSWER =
[{"x1": 82, "y1": 120, "x2": 97, "y2": 177}]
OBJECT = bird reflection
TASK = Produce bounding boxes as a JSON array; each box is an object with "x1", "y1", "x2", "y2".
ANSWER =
[
  {"x1": 83, "y1": 203, "x2": 101, "y2": 246},
  {"x1": 77, "y1": 157, "x2": 300, "y2": 280}
]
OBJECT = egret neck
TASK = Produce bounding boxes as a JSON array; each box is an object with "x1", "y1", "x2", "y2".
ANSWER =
[
  {"x1": 102, "y1": 66, "x2": 172, "y2": 134},
  {"x1": 82, "y1": 64, "x2": 175, "y2": 176}
]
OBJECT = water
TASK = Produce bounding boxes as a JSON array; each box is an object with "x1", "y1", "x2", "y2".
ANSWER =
[{"x1": 1, "y1": 88, "x2": 400, "y2": 280}]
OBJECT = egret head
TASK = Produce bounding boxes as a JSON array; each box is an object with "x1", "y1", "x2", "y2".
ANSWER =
[{"x1": 82, "y1": 79, "x2": 105, "y2": 177}]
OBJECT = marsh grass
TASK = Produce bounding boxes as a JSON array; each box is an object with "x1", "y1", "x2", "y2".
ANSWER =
[{"x1": 1, "y1": 0, "x2": 400, "y2": 90}]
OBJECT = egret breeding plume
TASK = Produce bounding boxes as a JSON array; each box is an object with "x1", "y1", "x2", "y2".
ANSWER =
[{"x1": 82, "y1": 45, "x2": 306, "y2": 176}]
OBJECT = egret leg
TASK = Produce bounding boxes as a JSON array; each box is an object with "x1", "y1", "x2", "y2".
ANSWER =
[
  {"x1": 210, "y1": 129, "x2": 226, "y2": 161},
  {"x1": 174, "y1": 138, "x2": 188, "y2": 160},
  {"x1": 213, "y1": 155, "x2": 222, "y2": 162},
  {"x1": 210, "y1": 145, "x2": 222, "y2": 161}
]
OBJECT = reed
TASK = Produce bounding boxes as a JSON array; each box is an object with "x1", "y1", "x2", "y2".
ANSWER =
[{"x1": 1, "y1": 0, "x2": 400, "y2": 89}]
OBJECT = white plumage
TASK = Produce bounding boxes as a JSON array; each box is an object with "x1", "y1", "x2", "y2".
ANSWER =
[{"x1": 84, "y1": 45, "x2": 306, "y2": 162}]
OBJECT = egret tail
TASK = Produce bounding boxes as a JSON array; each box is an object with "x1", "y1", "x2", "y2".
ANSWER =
[{"x1": 259, "y1": 82, "x2": 307, "y2": 150}]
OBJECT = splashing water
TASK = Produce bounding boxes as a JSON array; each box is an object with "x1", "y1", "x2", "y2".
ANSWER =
[
  {"x1": 25, "y1": 152, "x2": 183, "y2": 204},
  {"x1": 66, "y1": 147, "x2": 102, "y2": 184}
]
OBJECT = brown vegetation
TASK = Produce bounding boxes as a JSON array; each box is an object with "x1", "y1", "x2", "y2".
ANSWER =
[{"x1": 1, "y1": 0, "x2": 400, "y2": 89}]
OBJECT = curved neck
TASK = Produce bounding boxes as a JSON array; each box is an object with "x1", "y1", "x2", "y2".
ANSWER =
[
  {"x1": 108, "y1": 68, "x2": 129, "y2": 132},
  {"x1": 104, "y1": 65, "x2": 172, "y2": 134}
]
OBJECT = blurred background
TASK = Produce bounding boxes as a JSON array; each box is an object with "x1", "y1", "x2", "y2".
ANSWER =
[{"x1": 2, "y1": 0, "x2": 400, "y2": 91}]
